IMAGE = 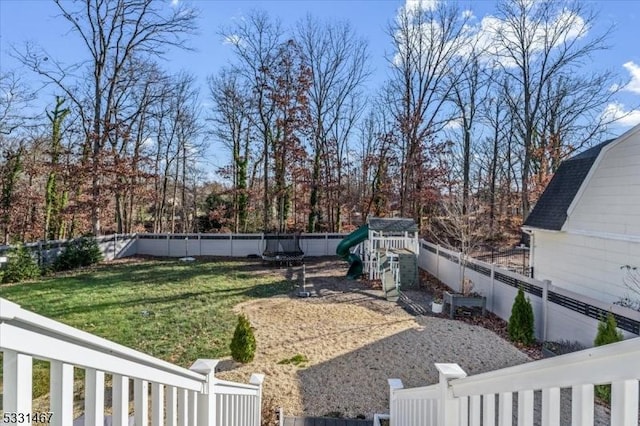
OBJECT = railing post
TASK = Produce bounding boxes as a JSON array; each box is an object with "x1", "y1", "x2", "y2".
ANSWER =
[
  {"x1": 250, "y1": 373, "x2": 266, "y2": 426},
  {"x1": 190, "y1": 359, "x2": 220, "y2": 426},
  {"x1": 388, "y1": 379, "x2": 403, "y2": 426},
  {"x1": 435, "y1": 363, "x2": 467, "y2": 426}
]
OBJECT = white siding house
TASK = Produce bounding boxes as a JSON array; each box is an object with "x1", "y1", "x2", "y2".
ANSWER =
[{"x1": 523, "y1": 124, "x2": 640, "y2": 304}]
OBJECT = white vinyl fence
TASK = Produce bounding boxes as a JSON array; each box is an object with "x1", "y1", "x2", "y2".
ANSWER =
[
  {"x1": 388, "y1": 337, "x2": 640, "y2": 426},
  {"x1": 135, "y1": 233, "x2": 346, "y2": 258},
  {"x1": 418, "y1": 240, "x2": 640, "y2": 347},
  {"x1": 0, "y1": 298, "x2": 264, "y2": 426},
  {"x1": 0, "y1": 234, "x2": 137, "y2": 265},
  {"x1": 0, "y1": 233, "x2": 345, "y2": 266}
]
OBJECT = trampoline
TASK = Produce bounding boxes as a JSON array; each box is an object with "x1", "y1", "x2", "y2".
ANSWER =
[{"x1": 262, "y1": 234, "x2": 304, "y2": 266}]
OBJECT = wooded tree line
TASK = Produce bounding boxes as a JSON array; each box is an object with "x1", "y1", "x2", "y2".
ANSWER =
[{"x1": 0, "y1": 0, "x2": 625, "y2": 245}]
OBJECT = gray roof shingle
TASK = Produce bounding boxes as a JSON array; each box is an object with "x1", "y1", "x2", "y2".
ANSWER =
[
  {"x1": 367, "y1": 217, "x2": 418, "y2": 232},
  {"x1": 523, "y1": 139, "x2": 615, "y2": 230}
]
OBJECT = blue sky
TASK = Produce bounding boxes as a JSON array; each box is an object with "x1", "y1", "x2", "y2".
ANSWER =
[{"x1": 1, "y1": 0, "x2": 640, "y2": 147}]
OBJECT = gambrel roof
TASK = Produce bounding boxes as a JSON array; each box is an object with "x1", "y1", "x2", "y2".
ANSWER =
[{"x1": 523, "y1": 139, "x2": 616, "y2": 231}]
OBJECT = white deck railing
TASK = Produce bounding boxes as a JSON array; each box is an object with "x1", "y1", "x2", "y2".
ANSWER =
[
  {"x1": 0, "y1": 298, "x2": 264, "y2": 426},
  {"x1": 388, "y1": 337, "x2": 640, "y2": 426}
]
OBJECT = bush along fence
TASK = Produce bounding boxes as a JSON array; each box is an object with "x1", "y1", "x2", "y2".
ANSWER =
[
  {"x1": 418, "y1": 239, "x2": 640, "y2": 347},
  {"x1": 0, "y1": 234, "x2": 137, "y2": 266}
]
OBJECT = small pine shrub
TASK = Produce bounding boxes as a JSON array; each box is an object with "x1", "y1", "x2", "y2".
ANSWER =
[
  {"x1": 508, "y1": 287, "x2": 535, "y2": 345},
  {"x1": 230, "y1": 314, "x2": 256, "y2": 363},
  {"x1": 2, "y1": 244, "x2": 40, "y2": 283},
  {"x1": 53, "y1": 235, "x2": 103, "y2": 271},
  {"x1": 594, "y1": 312, "x2": 623, "y2": 402}
]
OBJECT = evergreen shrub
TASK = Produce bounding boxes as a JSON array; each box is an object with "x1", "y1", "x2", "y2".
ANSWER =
[
  {"x1": 53, "y1": 235, "x2": 103, "y2": 271},
  {"x1": 508, "y1": 287, "x2": 535, "y2": 345},
  {"x1": 2, "y1": 244, "x2": 40, "y2": 283},
  {"x1": 230, "y1": 314, "x2": 256, "y2": 363},
  {"x1": 594, "y1": 312, "x2": 623, "y2": 402}
]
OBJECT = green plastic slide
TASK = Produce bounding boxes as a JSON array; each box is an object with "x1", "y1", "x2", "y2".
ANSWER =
[{"x1": 336, "y1": 225, "x2": 369, "y2": 279}]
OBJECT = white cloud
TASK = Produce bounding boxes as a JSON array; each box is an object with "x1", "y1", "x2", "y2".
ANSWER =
[
  {"x1": 471, "y1": 8, "x2": 588, "y2": 68},
  {"x1": 404, "y1": 0, "x2": 439, "y2": 15},
  {"x1": 171, "y1": 0, "x2": 179, "y2": 6},
  {"x1": 223, "y1": 34, "x2": 242, "y2": 47},
  {"x1": 622, "y1": 61, "x2": 640, "y2": 94},
  {"x1": 602, "y1": 102, "x2": 640, "y2": 127},
  {"x1": 391, "y1": 0, "x2": 589, "y2": 71},
  {"x1": 444, "y1": 117, "x2": 463, "y2": 131},
  {"x1": 141, "y1": 137, "x2": 155, "y2": 149}
]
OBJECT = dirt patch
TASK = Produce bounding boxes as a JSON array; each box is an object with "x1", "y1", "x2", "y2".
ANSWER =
[{"x1": 216, "y1": 258, "x2": 532, "y2": 419}]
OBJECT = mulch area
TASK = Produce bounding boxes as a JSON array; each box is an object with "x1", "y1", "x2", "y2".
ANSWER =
[{"x1": 415, "y1": 268, "x2": 543, "y2": 360}]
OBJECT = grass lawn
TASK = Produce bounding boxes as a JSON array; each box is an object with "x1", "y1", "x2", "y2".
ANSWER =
[{"x1": 0, "y1": 258, "x2": 295, "y2": 395}]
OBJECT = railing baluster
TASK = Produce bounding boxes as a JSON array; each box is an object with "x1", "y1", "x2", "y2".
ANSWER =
[
  {"x1": 112, "y1": 374, "x2": 130, "y2": 426},
  {"x1": 483, "y1": 394, "x2": 496, "y2": 426},
  {"x1": 166, "y1": 386, "x2": 178, "y2": 426},
  {"x1": 216, "y1": 395, "x2": 222, "y2": 425},
  {"x1": 134, "y1": 379, "x2": 149, "y2": 426},
  {"x1": 188, "y1": 390, "x2": 198, "y2": 426},
  {"x1": 50, "y1": 361, "x2": 74, "y2": 426},
  {"x1": 177, "y1": 388, "x2": 188, "y2": 426},
  {"x1": 2, "y1": 350, "x2": 33, "y2": 420},
  {"x1": 611, "y1": 379, "x2": 639, "y2": 426},
  {"x1": 85, "y1": 368, "x2": 105, "y2": 426},
  {"x1": 469, "y1": 395, "x2": 481, "y2": 426},
  {"x1": 541, "y1": 387, "x2": 560, "y2": 426},
  {"x1": 458, "y1": 396, "x2": 468, "y2": 426},
  {"x1": 517, "y1": 390, "x2": 534, "y2": 426},
  {"x1": 498, "y1": 392, "x2": 512, "y2": 426},
  {"x1": 152, "y1": 383, "x2": 164, "y2": 426},
  {"x1": 571, "y1": 384, "x2": 594, "y2": 426}
]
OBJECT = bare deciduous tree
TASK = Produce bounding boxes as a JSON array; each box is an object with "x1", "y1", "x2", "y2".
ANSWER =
[
  {"x1": 492, "y1": 0, "x2": 612, "y2": 217},
  {"x1": 221, "y1": 11, "x2": 284, "y2": 231},
  {"x1": 16, "y1": 0, "x2": 197, "y2": 235},
  {"x1": 387, "y1": 1, "x2": 470, "y2": 219},
  {"x1": 296, "y1": 15, "x2": 369, "y2": 232}
]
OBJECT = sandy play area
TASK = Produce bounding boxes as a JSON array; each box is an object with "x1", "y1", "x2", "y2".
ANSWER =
[{"x1": 216, "y1": 258, "x2": 532, "y2": 419}]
